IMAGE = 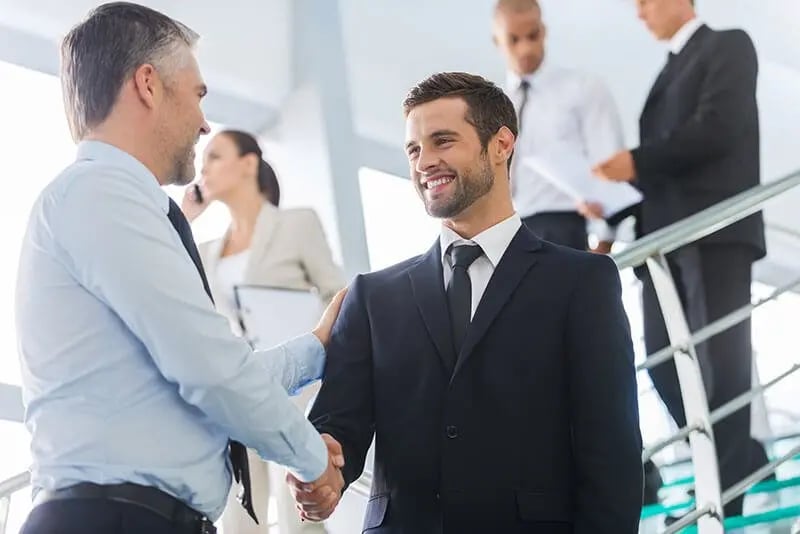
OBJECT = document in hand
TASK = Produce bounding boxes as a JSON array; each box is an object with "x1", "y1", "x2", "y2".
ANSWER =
[
  {"x1": 522, "y1": 146, "x2": 642, "y2": 219},
  {"x1": 234, "y1": 285, "x2": 323, "y2": 350}
]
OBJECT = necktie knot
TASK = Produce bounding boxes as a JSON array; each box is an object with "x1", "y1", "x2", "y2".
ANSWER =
[
  {"x1": 449, "y1": 244, "x2": 483, "y2": 270},
  {"x1": 519, "y1": 79, "x2": 531, "y2": 92}
]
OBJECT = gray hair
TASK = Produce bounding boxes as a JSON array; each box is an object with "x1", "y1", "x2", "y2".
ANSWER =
[{"x1": 60, "y1": 2, "x2": 199, "y2": 141}]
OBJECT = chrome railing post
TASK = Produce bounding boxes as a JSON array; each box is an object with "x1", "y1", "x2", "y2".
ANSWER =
[
  {"x1": 645, "y1": 254, "x2": 724, "y2": 533},
  {"x1": 0, "y1": 495, "x2": 9, "y2": 534}
]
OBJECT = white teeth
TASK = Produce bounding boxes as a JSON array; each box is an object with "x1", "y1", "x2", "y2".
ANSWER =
[{"x1": 426, "y1": 176, "x2": 454, "y2": 189}]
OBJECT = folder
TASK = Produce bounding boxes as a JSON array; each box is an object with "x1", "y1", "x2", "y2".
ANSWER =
[{"x1": 234, "y1": 285, "x2": 323, "y2": 350}]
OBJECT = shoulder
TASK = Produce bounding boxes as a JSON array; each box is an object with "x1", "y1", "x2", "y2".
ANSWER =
[
  {"x1": 276, "y1": 206, "x2": 324, "y2": 228},
  {"x1": 49, "y1": 159, "x2": 160, "y2": 228},
  {"x1": 549, "y1": 66, "x2": 606, "y2": 88},
  {"x1": 366, "y1": 253, "x2": 427, "y2": 283},
  {"x1": 349, "y1": 250, "x2": 432, "y2": 297},
  {"x1": 547, "y1": 66, "x2": 614, "y2": 103},
  {"x1": 706, "y1": 27, "x2": 755, "y2": 55},
  {"x1": 538, "y1": 240, "x2": 619, "y2": 283}
]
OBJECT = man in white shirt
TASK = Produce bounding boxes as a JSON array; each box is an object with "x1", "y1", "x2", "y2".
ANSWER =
[{"x1": 493, "y1": 0, "x2": 633, "y2": 253}]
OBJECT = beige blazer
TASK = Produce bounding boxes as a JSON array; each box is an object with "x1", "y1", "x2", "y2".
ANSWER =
[{"x1": 199, "y1": 202, "x2": 345, "y2": 306}]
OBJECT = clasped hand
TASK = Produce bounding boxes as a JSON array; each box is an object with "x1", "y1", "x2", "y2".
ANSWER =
[{"x1": 286, "y1": 433, "x2": 345, "y2": 522}]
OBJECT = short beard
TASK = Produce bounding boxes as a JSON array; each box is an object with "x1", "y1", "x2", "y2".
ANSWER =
[
  {"x1": 424, "y1": 152, "x2": 494, "y2": 219},
  {"x1": 170, "y1": 143, "x2": 195, "y2": 186}
]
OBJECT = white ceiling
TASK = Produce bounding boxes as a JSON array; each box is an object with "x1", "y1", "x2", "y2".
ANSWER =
[{"x1": 1, "y1": 0, "x2": 799, "y2": 278}]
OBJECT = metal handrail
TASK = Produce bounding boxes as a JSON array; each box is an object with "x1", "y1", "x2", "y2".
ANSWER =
[
  {"x1": 662, "y1": 442, "x2": 800, "y2": 533},
  {"x1": 0, "y1": 471, "x2": 29, "y2": 500},
  {"x1": 612, "y1": 169, "x2": 800, "y2": 270},
  {"x1": 637, "y1": 274, "x2": 800, "y2": 373},
  {"x1": 643, "y1": 363, "x2": 800, "y2": 461},
  {"x1": 609, "y1": 169, "x2": 800, "y2": 532},
  {"x1": 722, "y1": 441, "x2": 800, "y2": 505}
]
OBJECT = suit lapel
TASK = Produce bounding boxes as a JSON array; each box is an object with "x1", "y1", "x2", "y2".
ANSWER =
[
  {"x1": 408, "y1": 241, "x2": 457, "y2": 374},
  {"x1": 243, "y1": 203, "x2": 280, "y2": 281},
  {"x1": 452, "y1": 227, "x2": 542, "y2": 379},
  {"x1": 643, "y1": 24, "x2": 710, "y2": 110}
]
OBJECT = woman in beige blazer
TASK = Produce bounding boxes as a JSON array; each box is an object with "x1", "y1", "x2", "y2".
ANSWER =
[{"x1": 182, "y1": 130, "x2": 344, "y2": 534}]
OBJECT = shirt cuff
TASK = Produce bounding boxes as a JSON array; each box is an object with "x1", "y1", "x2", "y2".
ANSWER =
[
  {"x1": 588, "y1": 219, "x2": 616, "y2": 242},
  {"x1": 289, "y1": 419, "x2": 330, "y2": 483},
  {"x1": 284, "y1": 333, "x2": 326, "y2": 395}
]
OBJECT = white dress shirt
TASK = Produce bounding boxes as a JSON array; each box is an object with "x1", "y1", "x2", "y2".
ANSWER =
[
  {"x1": 507, "y1": 63, "x2": 625, "y2": 218},
  {"x1": 669, "y1": 17, "x2": 703, "y2": 54},
  {"x1": 215, "y1": 248, "x2": 251, "y2": 330},
  {"x1": 439, "y1": 213, "x2": 522, "y2": 318},
  {"x1": 15, "y1": 141, "x2": 328, "y2": 520}
]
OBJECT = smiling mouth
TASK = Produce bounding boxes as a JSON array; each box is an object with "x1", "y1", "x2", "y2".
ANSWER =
[{"x1": 424, "y1": 175, "x2": 455, "y2": 189}]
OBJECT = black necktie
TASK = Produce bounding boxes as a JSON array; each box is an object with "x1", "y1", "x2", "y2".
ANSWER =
[
  {"x1": 166, "y1": 198, "x2": 258, "y2": 524},
  {"x1": 446, "y1": 244, "x2": 483, "y2": 365},
  {"x1": 516, "y1": 79, "x2": 531, "y2": 134}
]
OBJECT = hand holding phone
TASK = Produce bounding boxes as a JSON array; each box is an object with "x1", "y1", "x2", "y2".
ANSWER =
[{"x1": 181, "y1": 182, "x2": 209, "y2": 223}]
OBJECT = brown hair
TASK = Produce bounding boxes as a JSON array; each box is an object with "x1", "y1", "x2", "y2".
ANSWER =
[
  {"x1": 403, "y1": 71, "x2": 518, "y2": 163},
  {"x1": 220, "y1": 130, "x2": 280, "y2": 207}
]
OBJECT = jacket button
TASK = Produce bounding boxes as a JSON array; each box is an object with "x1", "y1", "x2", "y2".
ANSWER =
[{"x1": 445, "y1": 425, "x2": 458, "y2": 439}]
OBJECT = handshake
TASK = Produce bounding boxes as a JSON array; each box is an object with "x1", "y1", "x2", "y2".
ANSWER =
[{"x1": 286, "y1": 433, "x2": 346, "y2": 522}]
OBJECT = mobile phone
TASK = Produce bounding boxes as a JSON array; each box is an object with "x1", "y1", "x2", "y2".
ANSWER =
[{"x1": 193, "y1": 184, "x2": 204, "y2": 204}]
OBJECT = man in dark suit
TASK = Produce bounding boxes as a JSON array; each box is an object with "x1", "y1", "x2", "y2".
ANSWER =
[
  {"x1": 289, "y1": 72, "x2": 643, "y2": 533},
  {"x1": 594, "y1": 0, "x2": 768, "y2": 519}
]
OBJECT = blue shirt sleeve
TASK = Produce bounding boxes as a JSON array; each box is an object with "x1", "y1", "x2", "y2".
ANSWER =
[{"x1": 52, "y1": 168, "x2": 328, "y2": 482}]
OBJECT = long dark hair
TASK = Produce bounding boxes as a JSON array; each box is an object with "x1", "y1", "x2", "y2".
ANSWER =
[{"x1": 220, "y1": 130, "x2": 280, "y2": 207}]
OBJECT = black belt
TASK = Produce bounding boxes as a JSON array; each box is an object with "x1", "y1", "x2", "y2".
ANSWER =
[{"x1": 33, "y1": 482, "x2": 216, "y2": 534}]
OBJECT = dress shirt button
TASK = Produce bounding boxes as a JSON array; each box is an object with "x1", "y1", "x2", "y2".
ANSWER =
[{"x1": 445, "y1": 425, "x2": 458, "y2": 439}]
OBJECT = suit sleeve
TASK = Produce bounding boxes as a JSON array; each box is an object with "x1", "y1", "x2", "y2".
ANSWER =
[
  {"x1": 567, "y1": 254, "x2": 643, "y2": 533},
  {"x1": 308, "y1": 274, "x2": 375, "y2": 488},
  {"x1": 631, "y1": 30, "x2": 758, "y2": 177},
  {"x1": 298, "y1": 209, "x2": 346, "y2": 305}
]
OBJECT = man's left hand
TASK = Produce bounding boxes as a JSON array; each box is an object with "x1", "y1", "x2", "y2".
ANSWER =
[{"x1": 593, "y1": 151, "x2": 636, "y2": 182}]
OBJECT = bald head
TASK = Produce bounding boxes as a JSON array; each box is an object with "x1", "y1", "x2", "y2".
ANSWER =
[
  {"x1": 493, "y1": 0, "x2": 546, "y2": 76},
  {"x1": 495, "y1": 0, "x2": 540, "y2": 15}
]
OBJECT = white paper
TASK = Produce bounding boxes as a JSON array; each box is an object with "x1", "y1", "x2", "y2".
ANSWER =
[
  {"x1": 234, "y1": 285, "x2": 323, "y2": 350},
  {"x1": 522, "y1": 147, "x2": 642, "y2": 218}
]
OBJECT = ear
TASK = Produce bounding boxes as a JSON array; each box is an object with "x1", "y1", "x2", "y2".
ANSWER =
[
  {"x1": 492, "y1": 126, "x2": 516, "y2": 167},
  {"x1": 242, "y1": 152, "x2": 259, "y2": 176},
  {"x1": 492, "y1": 33, "x2": 499, "y2": 47},
  {"x1": 132, "y1": 64, "x2": 160, "y2": 110}
]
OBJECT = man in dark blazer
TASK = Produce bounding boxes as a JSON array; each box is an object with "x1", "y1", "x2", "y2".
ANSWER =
[
  {"x1": 290, "y1": 72, "x2": 643, "y2": 533},
  {"x1": 594, "y1": 0, "x2": 768, "y2": 519}
]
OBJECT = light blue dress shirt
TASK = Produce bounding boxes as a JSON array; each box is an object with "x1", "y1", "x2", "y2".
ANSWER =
[{"x1": 14, "y1": 141, "x2": 329, "y2": 520}]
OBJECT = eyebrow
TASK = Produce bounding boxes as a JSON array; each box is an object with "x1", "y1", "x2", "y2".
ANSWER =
[{"x1": 405, "y1": 129, "x2": 461, "y2": 151}]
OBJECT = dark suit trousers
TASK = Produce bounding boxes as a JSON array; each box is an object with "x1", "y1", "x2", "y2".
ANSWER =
[
  {"x1": 642, "y1": 244, "x2": 768, "y2": 517},
  {"x1": 21, "y1": 499, "x2": 201, "y2": 534},
  {"x1": 521, "y1": 212, "x2": 587, "y2": 250}
]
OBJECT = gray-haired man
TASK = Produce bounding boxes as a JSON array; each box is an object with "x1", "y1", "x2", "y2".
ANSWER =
[{"x1": 16, "y1": 3, "x2": 345, "y2": 533}]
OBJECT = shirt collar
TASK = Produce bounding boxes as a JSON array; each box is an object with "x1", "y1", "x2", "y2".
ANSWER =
[
  {"x1": 506, "y1": 62, "x2": 547, "y2": 92},
  {"x1": 669, "y1": 18, "x2": 703, "y2": 55},
  {"x1": 76, "y1": 140, "x2": 171, "y2": 214},
  {"x1": 440, "y1": 213, "x2": 522, "y2": 269}
]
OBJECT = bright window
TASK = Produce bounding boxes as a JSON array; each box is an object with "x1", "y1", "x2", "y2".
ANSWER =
[
  {"x1": 0, "y1": 61, "x2": 74, "y2": 388},
  {"x1": 358, "y1": 167, "x2": 440, "y2": 270}
]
